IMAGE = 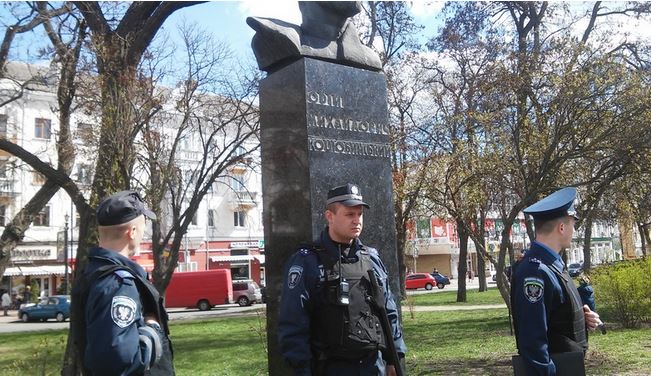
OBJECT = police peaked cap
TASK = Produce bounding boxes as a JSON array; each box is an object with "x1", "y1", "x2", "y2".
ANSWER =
[
  {"x1": 326, "y1": 183, "x2": 370, "y2": 208},
  {"x1": 523, "y1": 187, "x2": 579, "y2": 221},
  {"x1": 96, "y1": 190, "x2": 157, "y2": 226}
]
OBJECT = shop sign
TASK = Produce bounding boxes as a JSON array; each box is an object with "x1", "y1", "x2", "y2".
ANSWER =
[
  {"x1": 11, "y1": 247, "x2": 55, "y2": 261},
  {"x1": 230, "y1": 241, "x2": 263, "y2": 249}
]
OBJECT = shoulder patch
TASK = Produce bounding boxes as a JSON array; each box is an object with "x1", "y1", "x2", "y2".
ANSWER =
[
  {"x1": 114, "y1": 269, "x2": 134, "y2": 279},
  {"x1": 523, "y1": 277, "x2": 544, "y2": 303},
  {"x1": 111, "y1": 295, "x2": 138, "y2": 328},
  {"x1": 288, "y1": 265, "x2": 303, "y2": 289}
]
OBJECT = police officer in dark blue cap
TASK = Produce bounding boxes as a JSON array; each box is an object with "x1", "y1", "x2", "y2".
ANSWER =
[
  {"x1": 71, "y1": 191, "x2": 174, "y2": 375},
  {"x1": 278, "y1": 183, "x2": 407, "y2": 376},
  {"x1": 511, "y1": 187, "x2": 602, "y2": 375}
]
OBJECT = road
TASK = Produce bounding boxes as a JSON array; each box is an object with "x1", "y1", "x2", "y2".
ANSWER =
[
  {"x1": 0, "y1": 277, "x2": 496, "y2": 333},
  {"x1": 405, "y1": 276, "x2": 491, "y2": 295},
  {"x1": 0, "y1": 303, "x2": 266, "y2": 333}
]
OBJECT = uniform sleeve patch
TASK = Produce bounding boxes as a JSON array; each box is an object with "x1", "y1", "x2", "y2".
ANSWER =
[
  {"x1": 288, "y1": 265, "x2": 303, "y2": 289},
  {"x1": 111, "y1": 296, "x2": 138, "y2": 328},
  {"x1": 523, "y1": 277, "x2": 544, "y2": 303}
]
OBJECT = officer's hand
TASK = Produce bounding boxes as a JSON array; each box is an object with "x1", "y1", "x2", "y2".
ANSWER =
[
  {"x1": 386, "y1": 365, "x2": 397, "y2": 376},
  {"x1": 583, "y1": 305, "x2": 601, "y2": 330}
]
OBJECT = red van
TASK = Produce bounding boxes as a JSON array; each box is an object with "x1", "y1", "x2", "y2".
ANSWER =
[{"x1": 164, "y1": 269, "x2": 232, "y2": 311}]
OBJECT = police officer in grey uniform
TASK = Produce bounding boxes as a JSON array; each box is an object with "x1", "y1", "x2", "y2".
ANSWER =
[
  {"x1": 72, "y1": 191, "x2": 174, "y2": 375},
  {"x1": 278, "y1": 183, "x2": 406, "y2": 376},
  {"x1": 511, "y1": 187, "x2": 602, "y2": 375}
]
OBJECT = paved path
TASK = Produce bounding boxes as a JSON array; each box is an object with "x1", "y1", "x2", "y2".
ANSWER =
[
  {"x1": 0, "y1": 278, "x2": 499, "y2": 333},
  {"x1": 405, "y1": 277, "x2": 493, "y2": 295},
  {"x1": 0, "y1": 304, "x2": 266, "y2": 333}
]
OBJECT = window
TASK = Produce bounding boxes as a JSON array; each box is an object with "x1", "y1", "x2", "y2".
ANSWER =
[
  {"x1": 33, "y1": 206, "x2": 50, "y2": 226},
  {"x1": 76, "y1": 122, "x2": 94, "y2": 141},
  {"x1": 35, "y1": 118, "x2": 51, "y2": 139},
  {"x1": 76, "y1": 164, "x2": 92, "y2": 184},
  {"x1": 233, "y1": 211, "x2": 246, "y2": 227},
  {"x1": 0, "y1": 160, "x2": 8, "y2": 178},
  {"x1": 229, "y1": 250, "x2": 250, "y2": 281},
  {"x1": 0, "y1": 114, "x2": 7, "y2": 137},
  {"x1": 191, "y1": 211, "x2": 198, "y2": 226},
  {"x1": 177, "y1": 262, "x2": 198, "y2": 272},
  {"x1": 184, "y1": 170, "x2": 195, "y2": 185},
  {"x1": 231, "y1": 176, "x2": 245, "y2": 191},
  {"x1": 0, "y1": 205, "x2": 6, "y2": 226},
  {"x1": 234, "y1": 146, "x2": 246, "y2": 157},
  {"x1": 231, "y1": 265, "x2": 250, "y2": 280},
  {"x1": 208, "y1": 209, "x2": 216, "y2": 227}
]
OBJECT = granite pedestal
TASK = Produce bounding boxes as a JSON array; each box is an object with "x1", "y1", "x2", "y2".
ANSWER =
[{"x1": 260, "y1": 57, "x2": 399, "y2": 375}]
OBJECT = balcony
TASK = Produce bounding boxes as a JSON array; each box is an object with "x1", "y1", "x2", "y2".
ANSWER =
[
  {"x1": 227, "y1": 157, "x2": 253, "y2": 173},
  {"x1": 230, "y1": 190, "x2": 257, "y2": 208},
  {"x1": 0, "y1": 179, "x2": 18, "y2": 197}
]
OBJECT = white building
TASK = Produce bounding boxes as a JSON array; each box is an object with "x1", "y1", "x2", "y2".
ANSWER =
[{"x1": 0, "y1": 62, "x2": 264, "y2": 297}]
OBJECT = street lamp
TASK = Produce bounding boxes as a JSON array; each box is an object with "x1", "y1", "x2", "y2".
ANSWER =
[{"x1": 64, "y1": 214, "x2": 69, "y2": 295}]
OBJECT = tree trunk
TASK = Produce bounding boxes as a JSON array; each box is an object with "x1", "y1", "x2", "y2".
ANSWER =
[
  {"x1": 0, "y1": 182, "x2": 61, "y2": 275},
  {"x1": 395, "y1": 213, "x2": 407, "y2": 299},
  {"x1": 456, "y1": 220, "x2": 468, "y2": 302},
  {"x1": 638, "y1": 223, "x2": 649, "y2": 258},
  {"x1": 496, "y1": 221, "x2": 514, "y2": 310},
  {"x1": 582, "y1": 215, "x2": 593, "y2": 271},
  {"x1": 476, "y1": 242, "x2": 487, "y2": 292}
]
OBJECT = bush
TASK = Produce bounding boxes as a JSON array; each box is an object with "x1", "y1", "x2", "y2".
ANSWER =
[{"x1": 591, "y1": 258, "x2": 651, "y2": 328}]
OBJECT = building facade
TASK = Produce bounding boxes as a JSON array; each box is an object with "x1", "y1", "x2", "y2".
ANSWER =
[{"x1": 0, "y1": 62, "x2": 265, "y2": 300}]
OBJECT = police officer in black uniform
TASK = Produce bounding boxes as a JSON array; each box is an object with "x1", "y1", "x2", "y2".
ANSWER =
[
  {"x1": 512, "y1": 187, "x2": 602, "y2": 375},
  {"x1": 72, "y1": 191, "x2": 174, "y2": 375},
  {"x1": 278, "y1": 183, "x2": 407, "y2": 376}
]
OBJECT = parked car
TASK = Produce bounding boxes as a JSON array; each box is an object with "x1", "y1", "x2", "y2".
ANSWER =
[
  {"x1": 232, "y1": 280, "x2": 263, "y2": 307},
  {"x1": 18, "y1": 295, "x2": 70, "y2": 322},
  {"x1": 568, "y1": 263, "x2": 583, "y2": 277},
  {"x1": 430, "y1": 272, "x2": 451, "y2": 288},
  {"x1": 406, "y1": 273, "x2": 448, "y2": 290}
]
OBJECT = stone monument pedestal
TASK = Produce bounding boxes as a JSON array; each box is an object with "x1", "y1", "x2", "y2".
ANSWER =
[{"x1": 260, "y1": 57, "x2": 399, "y2": 375}]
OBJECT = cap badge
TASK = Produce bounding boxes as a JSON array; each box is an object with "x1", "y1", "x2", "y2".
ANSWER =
[{"x1": 350, "y1": 185, "x2": 359, "y2": 195}]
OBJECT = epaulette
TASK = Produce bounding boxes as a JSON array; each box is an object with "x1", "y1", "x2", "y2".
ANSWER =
[
  {"x1": 114, "y1": 269, "x2": 135, "y2": 279},
  {"x1": 297, "y1": 242, "x2": 323, "y2": 256},
  {"x1": 363, "y1": 246, "x2": 378, "y2": 256},
  {"x1": 528, "y1": 257, "x2": 541, "y2": 264}
]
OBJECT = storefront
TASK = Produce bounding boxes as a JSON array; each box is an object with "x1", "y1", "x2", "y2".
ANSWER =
[
  {"x1": 1, "y1": 244, "x2": 68, "y2": 300},
  {"x1": 133, "y1": 239, "x2": 266, "y2": 286}
]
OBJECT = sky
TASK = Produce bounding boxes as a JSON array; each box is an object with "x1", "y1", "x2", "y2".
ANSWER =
[
  {"x1": 162, "y1": 1, "x2": 444, "y2": 65},
  {"x1": 3, "y1": 2, "x2": 650, "y2": 74}
]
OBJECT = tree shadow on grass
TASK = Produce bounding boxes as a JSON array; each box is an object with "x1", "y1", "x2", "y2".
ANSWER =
[
  {"x1": 411, "y1": 352, "x2": 623, "y2": 376},
  {"x1": 410, "y1": 357, "x2": 513, "y2": 376}
]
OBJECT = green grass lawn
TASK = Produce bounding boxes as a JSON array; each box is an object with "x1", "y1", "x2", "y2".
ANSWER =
[
  {"x1": 406, "y1": 287, "x2": 505, "y2": 306},
  {"x1": 1, "y1": 302, "x2": 649, "y2": 375}
]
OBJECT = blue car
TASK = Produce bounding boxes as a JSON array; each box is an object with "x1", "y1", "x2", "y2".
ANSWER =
[
  {"x1": 18, "y1": 295, "x2": 70, "y2": 322},
  {"x1": 430, "y1": 272, "x2": 451, "y2": 289},
  {"x1": 568, "y1": 262, "x2": 583, "y2": 277}
]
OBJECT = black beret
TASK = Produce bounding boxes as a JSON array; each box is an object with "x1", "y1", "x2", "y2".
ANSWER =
[{"x1": 96, "y1": 190, "x2": 157, "y2": 226}]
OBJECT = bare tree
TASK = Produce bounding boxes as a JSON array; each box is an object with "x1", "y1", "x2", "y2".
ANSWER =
[
  {"x1": 0, "y1": 2, "x2": 85, "y2": 282},
  {"x1": 137, "y1": 22, "x2": 261, "y2": 292}
]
